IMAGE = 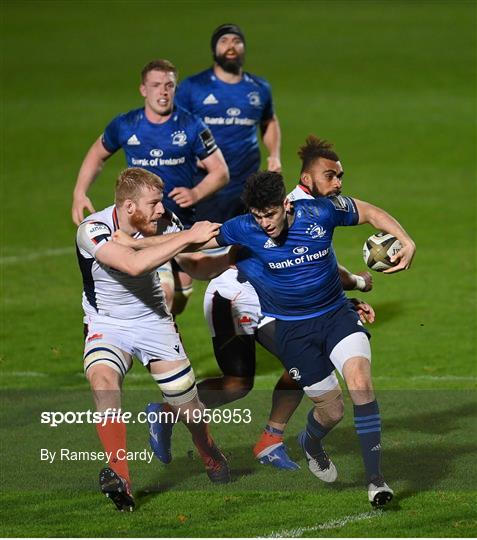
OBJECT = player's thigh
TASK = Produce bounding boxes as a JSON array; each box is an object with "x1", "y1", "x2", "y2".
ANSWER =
[
  {"x1": 274, "y1": 317, "x2": 335, "y2": 390},
  {"x1": 204, "y1": 282, "x2": 260, "y2": 378},
  {"x1": 83, "y1": 322, "x2": 133, "y2": 386},
  {"x1": 323, "y1": 303, "x2": 372, "y2": 378},
  {"x1": 132, "y1": 316, "x2": 188, "y2": 367},
  {"x1": 131, "y1": 317, "x2": 199, "y2": 406},
  {"x1": 256, "y1": 317, "x2": 278, "y2": 357}
]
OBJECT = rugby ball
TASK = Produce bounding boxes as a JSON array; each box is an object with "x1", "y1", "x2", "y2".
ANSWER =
[{"x1": 363, "y1": 232, "x2": 402, "y2": 272}]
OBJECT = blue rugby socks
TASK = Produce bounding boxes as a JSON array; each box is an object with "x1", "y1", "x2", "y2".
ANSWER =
[
  {"x1": 304, "y1": 409, "x2": 332, "y2": 457},
  {"x1": 353, "y1": 400, "x2": 382, "y2": 483}
]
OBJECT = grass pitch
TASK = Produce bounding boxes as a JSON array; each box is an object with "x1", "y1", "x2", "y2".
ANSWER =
[{"x1": 1, "y1": 0, "x2": 476, "y2": 537}]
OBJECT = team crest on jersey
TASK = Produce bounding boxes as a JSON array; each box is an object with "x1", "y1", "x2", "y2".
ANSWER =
[
  {"x1": 172, "y1": 130, "x2": 187, "y2": 146},
  {"x1": 247, "y1": 91, "x2": 261, "y2": 107},
  {"x1": 289, "y1": 368, "x2": 301, "y2": 381},
  {"x1": 226, "y1": 107, "x2": 241, "y2": 117},
  {"x1": 127, "y1": 134, "x2": 141, "y2": 145},
  {"x1": 306, "y1": 223, "x2": 326, "y2": 239},
  {"x1": 263, "y1": 237, "x2": 278, "y2": 248}
]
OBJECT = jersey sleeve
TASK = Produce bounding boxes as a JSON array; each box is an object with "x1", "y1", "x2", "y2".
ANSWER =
[
  {"x1": 216, "y1": 216, "x2": 247, "y2": 246},
  {"x1": 175, "y1": 79, "x2": 193, "y2": 113},
  {"x1": 192, "y1": 117, "x2": 218, "y2": 160},
  {"x1": 77, "y1": 221, "x2": 112, "y2": 257},
  {"x1": 323, "y1": 196, "x2": 359, "y2": 227},
  {"x1": 101, "y1": 114, "x2": 124, "y2": 153}
]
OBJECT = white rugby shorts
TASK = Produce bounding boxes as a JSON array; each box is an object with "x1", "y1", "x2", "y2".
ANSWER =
[
  {"x1": 84, "y1": 313, "x2": 186, "y2": 365},
  {"x1": 204, "y1": 268, "x2": 262, "y2": 337}
]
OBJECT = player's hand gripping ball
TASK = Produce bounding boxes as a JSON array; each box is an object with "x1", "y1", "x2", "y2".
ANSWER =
[{"x1": 363, "y1": 232, "x2": 402, "y2": 272}]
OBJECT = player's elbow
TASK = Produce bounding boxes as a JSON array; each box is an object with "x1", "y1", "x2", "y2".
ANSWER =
[
  {"x1": 121, "y1": 258, "x2": 149, "y2": 277},
  {"x1": 219, "y1": 164, "x2": 230, "y2": 186}
]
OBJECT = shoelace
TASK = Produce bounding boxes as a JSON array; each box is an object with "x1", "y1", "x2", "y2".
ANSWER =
[{"x1": 314, "y1": 451, "x2": 331, "y2": 471}]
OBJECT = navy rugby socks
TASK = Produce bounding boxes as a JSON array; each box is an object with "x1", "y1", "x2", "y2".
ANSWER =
[
  {"x1": 353, "y1": 400, "x2": 382, "y2": 483},
  {"x1": 304, "y1": 409, "x2": 331, "y2": 457}
]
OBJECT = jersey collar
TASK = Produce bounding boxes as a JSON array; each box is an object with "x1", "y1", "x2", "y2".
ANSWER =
[
  {"x1": 112, "y1": 207, "x2": 119, "y2": 231},
  {"x1": 297, "y1": 183, "x2": 312, "y2": 195}
]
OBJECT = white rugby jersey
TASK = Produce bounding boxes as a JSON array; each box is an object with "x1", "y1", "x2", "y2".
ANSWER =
[
  {"x1": 207, "y1": 184, "x2": 313, "y2": 309},
  {"x1": 76, "y1": 205, "x2": 182, "y2": 320},
  {"x1": 287, "y1": 184, "x2": 313, "y2": 202}
]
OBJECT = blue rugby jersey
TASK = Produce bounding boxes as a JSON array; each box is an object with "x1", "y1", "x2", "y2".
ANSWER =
[
  {"x1": 175, "y1": 68, "x2": 274, "y2": 198},
  {"x1": 102, "y1": 105, "x2": 217, "y2": 226},
  {"x1": 217, "y1": 197, "x2": 359, "y2": 320}
]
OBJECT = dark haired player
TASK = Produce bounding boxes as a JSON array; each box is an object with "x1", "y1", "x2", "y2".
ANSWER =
[
  {"x1": 197, "y1": 136, "x2": 375, "y2": 469},
  {"x1": 201, "y1": 149, "x2": 416, "y2": 506},
  {"x1": 175, "y1": 24, "x2": 281, "y2": 222}
]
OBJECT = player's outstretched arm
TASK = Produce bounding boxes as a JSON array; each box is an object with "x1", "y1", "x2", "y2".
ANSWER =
[
  {"x1": 112, "y1": 222, "x2": 221, "y2": 253},
  {"x1": 169, "y1": 150, "x2": 229, "y2": 208},
  {"x1": 97, "y1": 222, "x2": 221, "y2": 276},
  {"x1": 261, "y1": 115, "x2": 282, "y2": 172},
  {"x1": 112, "y1": 229, "x2": 183, "y2": 250},
  {"x1": 354, "y1": 199, "x2": 416, "y2": 273},
  {"x1": 175, "y1": 248, "x2": 236, "y2": 280},
  {"x1": 338, "y1": 264, "x2": 373, "y2": 292},
  {"x1": 72, "y1": 137, "x2": 113, "y2": 225}
]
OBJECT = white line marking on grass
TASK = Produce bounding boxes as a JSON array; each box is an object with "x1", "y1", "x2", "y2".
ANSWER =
[
  {"x1": 0, "y1": 247, "x2": 73, "y2": 265},
  {"x1": 261, "y1": 510, "x2": 383, "y2": 538}
]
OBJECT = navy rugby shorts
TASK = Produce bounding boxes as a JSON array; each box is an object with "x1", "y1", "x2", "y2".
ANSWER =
[{"x1": 274, "y1": 302, "x2": 371, "y2": 388}]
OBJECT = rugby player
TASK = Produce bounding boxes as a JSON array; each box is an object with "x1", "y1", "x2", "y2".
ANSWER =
[
  {"x1": 72, "y1": 59, "x2": 229, "y2": 313},
  {"x1": 197, "y1": 137, "x2": 375, "y2": 470},
  {"x1": 123, "y1": 138, "x2": 375, "y2": 472},
  {"x1": 201, "y1": 148, "x2": 416, "y2": 506},
  {"x1": 175, "y1": 24, "x2": 281, "y2": 222},
  {"x1": 76, "y1": 168, "x2": 233, "y2": 511}
]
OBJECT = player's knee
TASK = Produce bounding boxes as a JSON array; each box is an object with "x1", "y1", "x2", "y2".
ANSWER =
[
  {"x1": 86, "y1": 365, "x2": 121, "y2": 391},
  {"x1": 172, "y1": 285, "x2": 194, "y2": 316},
  {"x1": 342, "y1": 357, "x2": 373, "y2": 392},
  {"x1": 322, "y1": 394, "x2": 345, "y2": 426},
  {"x1": 223, "y1": 376, "x2": 254, "y2": 398},
  {"x1": 312, "y1": 385, "x2": 344, "y2": 427},
  {"x1": 152, "y1": 361, "x2": 198, "y2": 406}
]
